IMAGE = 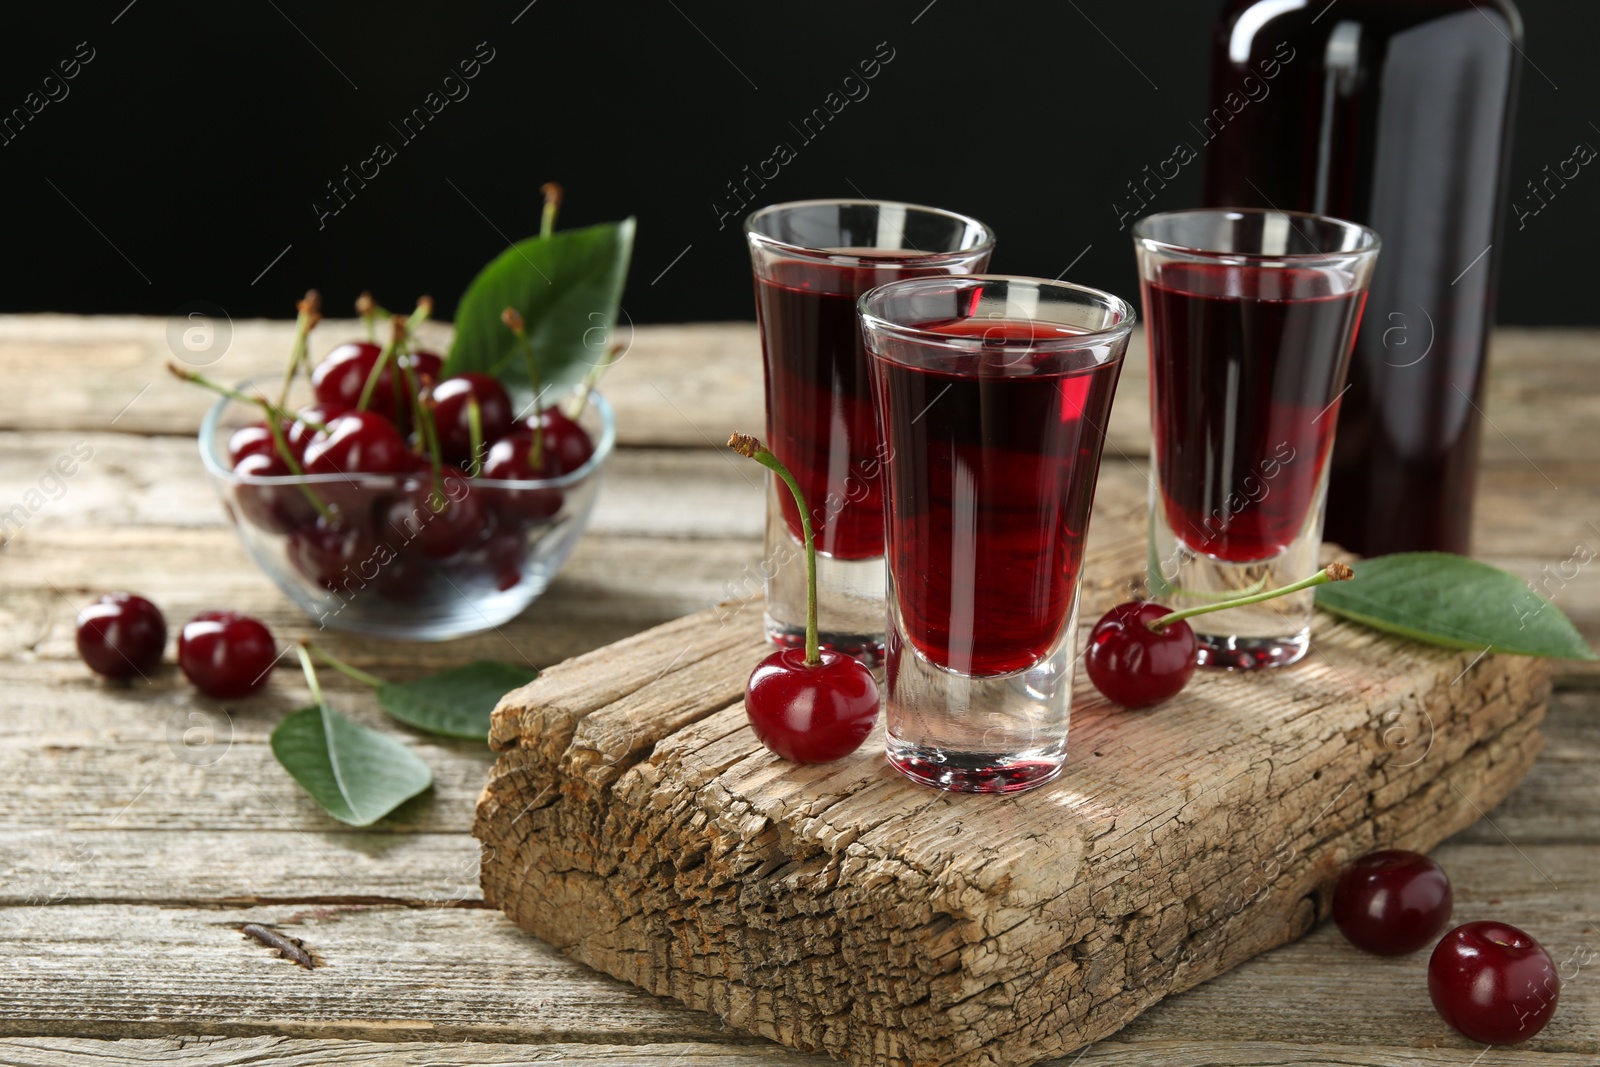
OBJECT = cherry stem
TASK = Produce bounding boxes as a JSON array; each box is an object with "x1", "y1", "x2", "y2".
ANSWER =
[
  {"x1": 276, "y1": 290, "x2": 321, "y2": 410},
  {"x1": 356, "y1": 298, "x2": 431, "y2": 414},
  {"x1": 467, "y1": 395, "x2": 484, "y2": 477},
  {"x1": 303, "y1": 640, "x2": 386, "y2": 689},
  {"x1": 165, "y1": 363, "x2": 333, "y2": 519},
  {"x1": 729, "y1": 432, "x2": 818, "y2": 666},
  {"x1": 295, "y1": 642, "x2": 328, "y2": 708},
  {"x1": 540, "y1": 182, "x2": 562, "y2": 239},
  {"x1": 1148, "y1": 563, "x2": 1355, "y2": 632},
  {"x1": 357, "y1": 316, "x2": 404, "y2": 412},
  {"x1": 256, "y1": 393, "x2": 333, "y2": 521},
  {"x1": 356, "y1": 291, "x2": 380, "y2": 344},
  {"x1": 502, "y1": 308, "x2": 545, "y2": 467}
]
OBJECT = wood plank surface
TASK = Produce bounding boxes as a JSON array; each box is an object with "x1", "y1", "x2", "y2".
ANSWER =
[
  {"x1": 3, "y1": 1039, "x2": 1600, "y2": 1067},
  {"x1": 473, "y1": 533, "x2": 1555, "y2": 1064},
  {"x1": 0, "y1": 315, "x2": 1595, "y2": 1066}
]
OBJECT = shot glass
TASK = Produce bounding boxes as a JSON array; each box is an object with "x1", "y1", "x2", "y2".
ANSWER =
[
  {"x1": 1133, "y1": 209, "x2": 1380, "y2": 668},
  {"x1": 860, "y1": 276, "x2": 1134, "y2": 793},
  {"x1": 746, "y1": 200, "x2": 994, "y2": 664}
]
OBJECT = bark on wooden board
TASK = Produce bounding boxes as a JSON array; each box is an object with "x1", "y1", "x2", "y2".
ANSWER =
[{"x1": 476, "y1": 528, "x2": 1555, "y2": 1066}]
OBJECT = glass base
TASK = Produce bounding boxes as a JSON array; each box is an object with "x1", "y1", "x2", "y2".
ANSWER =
[
  {"x1": 1149, "y1": 475, "x2": 1325, "y2": 671},
  {"x1": 1196, "y1": 629, "x2": 1310, "y2": 669},
  {"x1": 885, "y1": 744, "x2": 1064, "y2": 793},
  {"x1": 881, "y1": 581, "x2": 1078, "y2": 795}
]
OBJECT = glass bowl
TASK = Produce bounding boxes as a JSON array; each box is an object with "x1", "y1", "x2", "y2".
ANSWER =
[{"x1": 198, "y1": 381, "x2": 615, "y2": 640}]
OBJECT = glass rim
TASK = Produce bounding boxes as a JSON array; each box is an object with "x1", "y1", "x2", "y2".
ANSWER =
[
  {"x1": 1131, "y1": 207, "x2": 1381, "y2": 265},
  {"x1": 857, "y1": 274, "x2": 1137, "y2": 354},
  {"x1": 198, "y1": 378, "x2": 615, "y2": 490},
  {"x1": 743, "y1": 198, "x2": 996, "y2": 266}
]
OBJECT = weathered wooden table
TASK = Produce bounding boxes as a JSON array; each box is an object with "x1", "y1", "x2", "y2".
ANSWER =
[{"x1": 0, "y1": 316, "x2": 1594, "y2": 1066}]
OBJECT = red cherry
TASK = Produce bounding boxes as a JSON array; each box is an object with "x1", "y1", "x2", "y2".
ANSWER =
[
  {"x1": 482, "y1": 523, "x2": 526, "y2": 591},
  {"x1": 431, "y1": 373, "x2": 512, "y2": 467},
  {"x1": 381, "y1": 472, "x2": 488, "y2": 560},
  {"x1": 177, "y1": 611, "x2": 277, "y2": 699},
  {"x1": 232, "y1": 450, "x2": 317, "y2": 534},
  {"x1": 287, "y1": 516, "x2": 380, "y2": 593},
  {"x1": 76, "y1": 593, "x2": 166, "y2": 678},
  {"x1": 525, "y1": 408, "x2": 595, "y2": 473},
  {"x1": 744, "y1": 648, "x2": 879, "y2": 763},
  {"x1": 1084, "y1": 602, "x2": 1198, "y2": 708},
  {"x1": 284, "y1": 403, "x2": 348, "y2": 461},
  {"x1": 1333, "y1": 849, "x2": 1453, "y2": 955},
  {"x1": 1429, "y1": 921, "x2": 1560, "y2": 1045},
  {"x1": 312, "y1": 341, "x2": 387, "y2": 412},
  {"x1": 227, "y1": 423, "x2": 276, "y2": 466},
  {"x1": 302, "y1": 411, "x2": 408, "y2": 476},
  {"x1": 409, "y1": 350, "x2": 443, "y2": 385},
  {"x1": 481, "y1": 432, "x2": 566, "y2": 520}
]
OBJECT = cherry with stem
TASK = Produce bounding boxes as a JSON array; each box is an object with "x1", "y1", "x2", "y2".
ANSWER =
[
  {"x1": 357, "y1": 300, "x2": 430, "y2": 414},
  {"x1": 1086, "y1": 563, "x2": 1354, "y2": 709},
  {"x1": 168, "y1": 363, "x2": 333, "y2": 521},
  {"x1": 729, "y1": 432, "x2": 878, "y2": 764}
]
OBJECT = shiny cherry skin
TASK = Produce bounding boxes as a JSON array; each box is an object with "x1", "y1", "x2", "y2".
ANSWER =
[
  {"x1": 288, "y1": 516, "x2": 379, "y2": 592},
  {"x1": 481, "y1": 431, "x2": 566, "y2": 520},
  {"x1": 313, "y1": 344, "x2": 439, "y2": 423},
  {"x1": 381, "y1": 471, "x2": 488, "y2": 560},
  {"x1": 76, "y1": 593, "x2": 167, "y2": 678},
  {"x1": 1333, "y1": 849, "x2": 1453, "y2": 955},
  {"x1": 1084, "y1": 602, "x2": 1198, "y2": 708},
  {"x1": 1429, "y1": 921, "x2": 1560, "y2": 1045},
  {"x1": 227, "y1": 423, "x2": 276, "y2": 466},
  {"x1": 302, "y1": 410, "x2": 409, "y2": 476},
  {"x1": 312, "y1": 341, "x2": 386, "y2": 411},
  {"x1": 525, "y1": 408, "x2": 595, "y2": 473},
  {"x1": 284, "y1": 402, "x2": 348, "y2": 461},
  {"x1": 177, "y1": 611, "x2": 277, "y2": 699},
  {"x1": 232, "y1": 450, "x2": 317, "y2": 534},
  {"x1": 481, "y1": 522, "x2": 527, "y2": 591},
  {"x1": 745, "y1": 648, "x2": 879, "y2": 763},
  {"x1": 431, "y1": 373, "x2": 512, "y2": 467},
  {"x1": 409, "y1": 350, "x2": 443, "y2": 386}
]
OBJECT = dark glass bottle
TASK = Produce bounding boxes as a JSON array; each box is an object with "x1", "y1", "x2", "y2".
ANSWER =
[{"x1": 1202, "y1": 0, "x2": 1522, "y2": 555}]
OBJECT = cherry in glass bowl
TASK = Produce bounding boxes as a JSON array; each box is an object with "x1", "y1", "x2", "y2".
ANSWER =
[{"x1": 198, "y1": 378, "x2": 614, "y2": 640}]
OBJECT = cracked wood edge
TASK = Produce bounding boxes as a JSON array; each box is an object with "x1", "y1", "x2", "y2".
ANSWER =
[{"x1": 475, "y1": 583, "x2": 1553, "y2": 1067}]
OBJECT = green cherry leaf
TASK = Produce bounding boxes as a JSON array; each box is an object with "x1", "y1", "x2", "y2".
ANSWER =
[
  {"x1": 376, "y1": 661, "x2": 537, "y2": 741},
  {"x1": 446, "y1": 218, "x2": 635, "y2": 396},
  {"x1": 270, "y1": 704, "x2": 434, "y2": 826},
  {"x1": 1316, "y1": 552, "x2": 1596, "y2": 660}
]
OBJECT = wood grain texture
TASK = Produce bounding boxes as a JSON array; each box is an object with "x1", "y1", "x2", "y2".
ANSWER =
[
  {"x1": 2, "y1": 1038, "x2": 1599, "y2": 1067},
  {"x1": 476, "y1": 524, "x2": 1557, "y2": 1066},
  {"x1": 0, "y1": 316, "x2": 1594, "y2": 1067},
  {"x1": 0, "y1": 843, "x2": 1590, "y2": 1053},
  {"x1": 1, "y1": 316, "x2": 1592, "y2": 459}
]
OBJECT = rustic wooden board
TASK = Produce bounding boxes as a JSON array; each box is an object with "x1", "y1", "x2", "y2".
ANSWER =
[{"x1": 475, "y1": 510, "x2": 1556, "y2": 1066}]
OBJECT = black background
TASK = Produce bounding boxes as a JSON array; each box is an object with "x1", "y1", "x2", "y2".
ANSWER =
[{"x1": 2, "y1": 0, "x2": 1593, "y2": 325}]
